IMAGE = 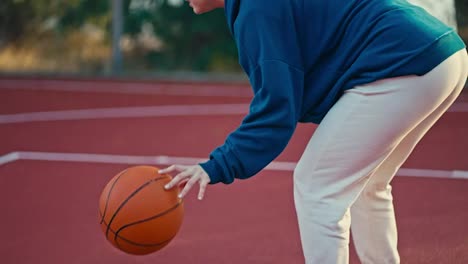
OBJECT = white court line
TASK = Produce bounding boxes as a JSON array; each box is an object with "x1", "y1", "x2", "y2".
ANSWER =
[
  {"x1": 1, "y1": 102, "x2": 467, "y2": 124},
  {"x1": 0, "y1": 151, "x2": 467, "y2": 179},
  {"x1": 0, "y1": 79, "x2": 253, "y2": 97},
  {"x1": 0, "y1": 104, "x2": 250, "y2": 124},
  {"x1": 0, "y1": 152, "x2": 20, "y2": 165},
  {"x1": 0, "y1": 78, "x2": 467, "y2": 111}
]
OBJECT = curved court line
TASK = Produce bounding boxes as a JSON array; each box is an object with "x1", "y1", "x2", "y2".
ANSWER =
[
  {"x1": 1, "y1": 102, "x2": 467, "y2": 124},
  {"x1": 0, "y1": 151, "x2": 467, "y2": 179},
  {"x1": 0, "y1": 79, "x2": 252, "y2": 97},
  {"x1": 0, "y1": 152, "x2": 20, "y2": 165},
  {"x1": 0, "y1": 104, "x2": 250, "y2": 124}
]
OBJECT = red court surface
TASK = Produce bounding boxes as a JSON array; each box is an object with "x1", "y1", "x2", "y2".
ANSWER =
[{"x1": 0, "y1": 78, "x2": 467, "y2": 264}]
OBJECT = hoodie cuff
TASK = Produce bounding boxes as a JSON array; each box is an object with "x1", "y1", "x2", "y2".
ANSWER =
[{"x1": 199, "y1": 159, "x2": 225, "y2": 184}]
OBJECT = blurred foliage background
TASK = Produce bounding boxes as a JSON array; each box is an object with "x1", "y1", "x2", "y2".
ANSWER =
[
  {"x1": 0, "y1": 0, "x2": 240, "y2": 74},
  {"x1": 0, "y1": 0, "x2": 467, "y2": 76}
]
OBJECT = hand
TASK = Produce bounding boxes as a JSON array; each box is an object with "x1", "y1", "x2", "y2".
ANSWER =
[{"x1": 160, "y1": 165, "x2": 211, "y2": 200}]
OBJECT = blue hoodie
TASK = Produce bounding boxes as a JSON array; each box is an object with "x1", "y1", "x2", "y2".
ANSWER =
[{"x1": 200, "y1": 0, "x2": 466, "y2": 184}]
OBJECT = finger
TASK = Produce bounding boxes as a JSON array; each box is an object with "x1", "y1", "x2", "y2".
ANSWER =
[
  {"x1": 165, "y1": 169, "x2": 191, "y2": 189},
  {"x1": 159, "y1": 164, "x2": 186, "y2": 174},
  {"x1": 158, "y1": 165, "x2": 176, "y2": 174},
  {"x1": 198, "y1": 178, "x2": 209, "y2": 200},
  {"x1": 178, "y1": 175, "x2": 199, "y2": 199},
  {"x1": 178, "y1": 178, "x2": 189, "y2": 189}
]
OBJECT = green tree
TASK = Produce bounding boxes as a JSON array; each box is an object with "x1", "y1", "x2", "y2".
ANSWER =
[
  {"x1": 0, "y1": 0, "x2": 239, "y2": 73},
  {"x1": 0, "y1": 0, "x2": 62, "y2": 44},
  {"x1": 58, "y1": 0, "x2": 239, "y2": 71},
  {"x1": 125, "y1": 0, "x2": 239, "y2": 71},
  {"x1": 58, "y1": 0, "x2": 110, "y2": 31}
]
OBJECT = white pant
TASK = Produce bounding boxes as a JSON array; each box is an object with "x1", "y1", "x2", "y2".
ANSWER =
[{"x1": 293, "y1": 49, "x2": 468, "y2": 264}]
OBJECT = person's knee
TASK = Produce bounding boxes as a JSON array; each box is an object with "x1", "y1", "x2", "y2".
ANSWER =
[
  {"x1": 315, "y1": 210, "x2": 352, "y2": 236},
  {"x1": 357, "y1": 182, "x2": 394, "y2": 207}
]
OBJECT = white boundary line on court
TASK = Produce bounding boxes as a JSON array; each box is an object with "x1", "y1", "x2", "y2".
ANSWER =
[
  {"x1": 0, "y1": 151, "x2": 467, "y2": 179},
  {"x1": 0, "y1": 102, "x2": 467, "y2": 124},
  {"x1": 0, "y1": 79, "x2": 467, "y2": 111},
  {"x1": 0, "y1": 104, "x2": 250, "y2": 124},
  {"x1": 0, "y1": 79, "x2": 253, "y2": 97}
]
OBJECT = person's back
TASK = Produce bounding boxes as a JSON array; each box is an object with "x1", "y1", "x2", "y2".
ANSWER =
[{"x1": 228, "y1": 0, "x2": 464, "y2": 122}]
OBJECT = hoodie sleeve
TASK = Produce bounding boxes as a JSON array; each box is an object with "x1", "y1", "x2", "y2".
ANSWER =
[{"x1": 200, "y1": 3, "x2": 304, "y2": 184}]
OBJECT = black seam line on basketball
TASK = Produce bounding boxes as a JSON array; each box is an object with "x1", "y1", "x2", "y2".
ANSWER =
[
  {"x1": 105, "y1": 176, "x2": 168, "y2": 238},
  {"x1": 104, "y1": 176, "x2": 167, "y2": 238},
  {"x1": 100, "y1": 169, "x2": 127, "y2": 224},
  {"x1": 114, "y1": 235, "x2": 124, "y2": 252},
  {"x1": 102, "y1": 220, "x2": 175, "y2": 247},
  {"x1": 114, "y1": 201, "x2": 182, "y2": 243}
]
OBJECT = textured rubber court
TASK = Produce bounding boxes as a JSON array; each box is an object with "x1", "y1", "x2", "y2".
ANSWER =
[{"x1": 0, "y1": 78, "x2": 467, "y2": 264}]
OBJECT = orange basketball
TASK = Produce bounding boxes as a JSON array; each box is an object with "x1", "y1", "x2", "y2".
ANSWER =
[{"x1": 98, "y1": 165, "x2": 184, "y2": 255}]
